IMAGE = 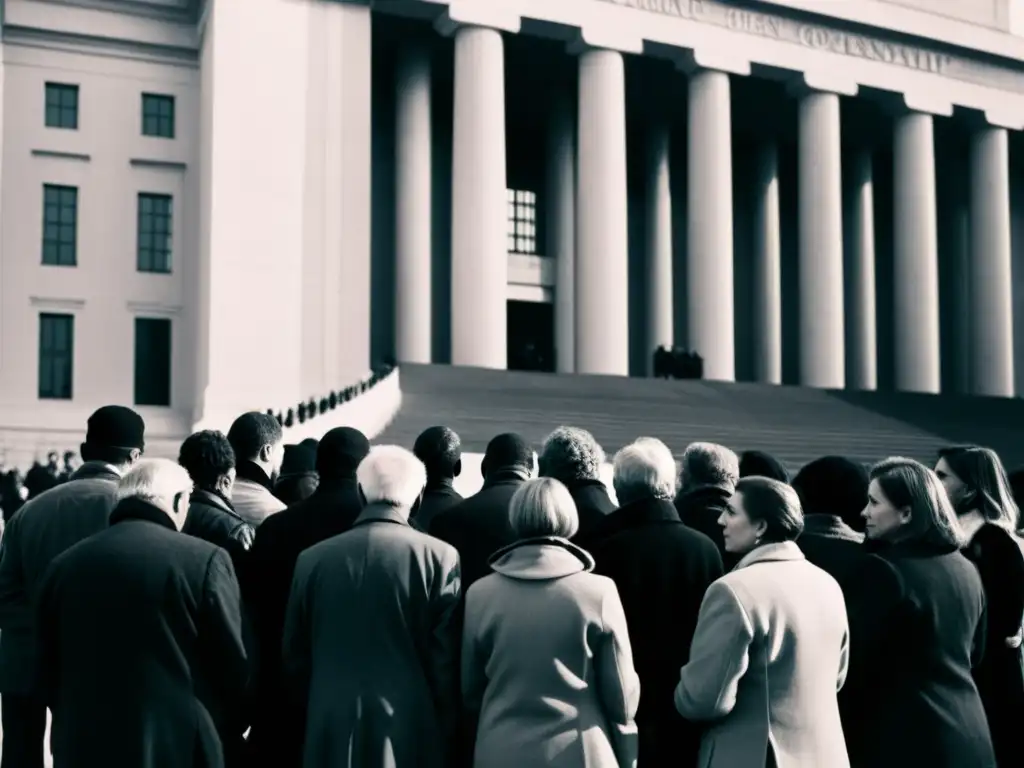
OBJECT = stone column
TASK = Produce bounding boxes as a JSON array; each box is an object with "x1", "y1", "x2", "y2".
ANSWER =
[
  {"x1": 893, "y1": 110, "x2": 941, "y2": 393},
  {"x1": 969, "y1": 126, "x2": 1015, "y2": 396},
  {"x1": 751, "y1": 142, "x2": 781, "y2": 384},
  {"x1": 450, "y1": 25, "x2": 508, "y2": 369},
  {"x1": 547, "y1": 96, "x2": 576, "y2": 374},
  {"x1": 575, "y1": 47, "x2": 630, "y2": 375},
  {"x1": 845, "y1": 149, "x2": 877, "y2": 391},
  {"x1": 394, "y1": 45, "x2": 432, "y2": 364},
  {"x1": 646, "y1": 121, "x2": 674, "y2": 374},
  {"x1": 797, "y1": 89, "x2": 845, "y2": 389},
  {"x1": 687, "y1": 68, "x2": 735, "y2": 381}
]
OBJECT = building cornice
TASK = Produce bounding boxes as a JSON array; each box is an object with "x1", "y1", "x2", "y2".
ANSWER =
[
  {"x1": 2, "y1": 22, "x2": 199, "y2": 65},
  {"x1": 15, "y1": 0, "x2": 201, "y2": 24}
]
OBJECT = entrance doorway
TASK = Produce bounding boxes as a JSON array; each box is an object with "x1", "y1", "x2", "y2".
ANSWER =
[{"x1": 507, "y1": 300, "x2": 554, "y2": 372}]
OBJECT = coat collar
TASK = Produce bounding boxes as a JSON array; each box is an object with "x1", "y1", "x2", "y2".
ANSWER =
[
  {"x1": 69, "y1": 461, "x2": 122, "y2": 483},
  {"x1": 488, "y1": 536, "x2": 595, "y2": 580},
  {"x1": 586, "y1": 496, "x2": 680, "y2": 542},
  {"x1": 235, "y1": 460, "x2": 273, "y2": 491},
  {"x1": 801, "y1": 514, "x2": 865, "y2": 544},
  {"x1": 677, "y1": 483, "x2": 732, "y2": 508},
  {"x1": 734, "y1": 540, "x2": 805, "y2": 570},
  {"x1": 425, "y1": 477, "x2": 456, "y2": 493},
  {"x1": 352, "y1": 502, "x2": 411, "y2": 528},
  {"x1": 482, "y1": 467, "x2": 530, "y2": 488},
  {"x1": 190, "y1": 488, "x2": 245, "y2": 520},
  {"x1": 109, "y1": 496, "x2": 177, "y2": 532}
]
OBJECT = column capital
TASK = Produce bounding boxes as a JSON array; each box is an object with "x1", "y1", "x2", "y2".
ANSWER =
[
  {"x1": 901, "y1": 90, "x2": 954, "y2": 117},
  {"x1": 983, "y1": 107, "x2": 1024, "y2": 131},
  {"x1": 786, "y1": 70, "x2": 858, "y2": 99},
  {"x1": 675, "y1": 47, "x2": 750, "y2": 77},
  {"x1": 566, "y1": 22, "x2": 644, "y2": 56},
  {"x1": 435, "y1": 1, "x2": 520, "y2": 37}
]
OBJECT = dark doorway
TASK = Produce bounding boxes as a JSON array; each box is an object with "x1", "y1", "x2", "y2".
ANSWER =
[{"x1": 507, "y1": 300, "x2": 554, "y2": 372}]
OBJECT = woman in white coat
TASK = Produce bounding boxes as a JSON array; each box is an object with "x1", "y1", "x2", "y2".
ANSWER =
[
  {"x1": 675, "y1": 476, "x2": 850, "y2": 768},
  {"x1": 461, "y1": 477, "x2": 640, "y2": 768}
]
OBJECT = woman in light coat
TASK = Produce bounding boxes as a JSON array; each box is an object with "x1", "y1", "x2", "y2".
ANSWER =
[
  {"x1": 461, "y1": 477, "x2": 640, "y2": 768},
  {"x1": 675, "y1": 477, "x2": 850, "y2": 768}
]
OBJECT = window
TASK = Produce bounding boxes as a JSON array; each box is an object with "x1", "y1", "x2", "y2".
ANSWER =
[
  {"x1": 137, "y1": 193, "x2": 173, "y2": 273},
  {"x1": 141, "y1": 93, "x2": 175, "y2": 138},
  {"x1": 38, "y1": 313, "x2": 74, "y2": 400},
  {"x1": 507, "y1": 189, "x2": 537, "y2": 255},
  {"x1": 44, "y1": 83, "x2": 79, "y2": 130},
  {"x1": 42, "y1": 185, "x2": 78, "y2": 267},
  {"x1": 134, "y1": 317, "x2": 172, "y2": 406}
]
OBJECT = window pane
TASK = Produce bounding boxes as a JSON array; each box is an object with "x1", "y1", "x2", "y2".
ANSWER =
[
  {"x1": 134, "y1": 318, "x2": 172, "y2": 406},
  {"x1": 38, "y1": 314, "x2": 73, "y2": 399}
]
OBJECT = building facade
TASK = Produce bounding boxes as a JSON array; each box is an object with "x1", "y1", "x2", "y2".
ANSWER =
[{"x1": 3, "y1": 0, "x2": 1024, "y2": 458}]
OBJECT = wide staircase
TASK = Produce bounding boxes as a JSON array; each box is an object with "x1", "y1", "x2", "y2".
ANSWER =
[{"x1": 378, "y1": 364, "x2": 1024, "y2": 470}]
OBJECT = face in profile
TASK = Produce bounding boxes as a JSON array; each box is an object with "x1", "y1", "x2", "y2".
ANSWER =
[
  {"x1": 718, "y1": 491, "x2": 765, "y2": 554},
  {"x1": 862, "y1": 478, "x2": 910, "y2": 540},
  {"x1": 934, "y1": 458, "x2": 971, "y2": 513}
]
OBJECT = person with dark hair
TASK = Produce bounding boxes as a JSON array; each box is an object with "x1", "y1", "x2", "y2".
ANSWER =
[
  {"x1": 245, "y1": 426, "x2": 370, "y2": 768},
  {"x1": 676, "y1": 476, "x2": 849, "y2": 768},
  {"x1": 178, "y1": 430, "x2": 255, "y2": 559},
  {"x1": 430, "y1": 433, "x2": 533, "y2": 590},
  {"x1": 227, "y1": 411, "x2": 286, "y2": 528},
  {"x1": 272, "y1": 443, "x2": 319, "y2": 506},
  {"x1": 0, "y1": 405, "x2": 144, "y2": 768},
  {"x1": 23, "y1": 453, "x2": 61, "y2": 501},
  {"x1": 411, "y1": 426, "x2": 464, "y2": 532},
  {"x1": 738, "y1": 449, "x2": 789, "y2": 483}
]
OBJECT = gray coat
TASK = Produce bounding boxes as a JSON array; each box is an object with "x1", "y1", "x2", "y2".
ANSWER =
[
  {"x1": 283, "y1": 503, "x2": 462, "y2": 768},
  {"x1": 0, "y1": 462, "x2": 120, "y2": 693}
]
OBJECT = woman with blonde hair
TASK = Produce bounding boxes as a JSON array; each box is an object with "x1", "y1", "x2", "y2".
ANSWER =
[
  {"x1": 461, "y1": 477, "x2": 640, "y2": 768},
  {"x1": 935, "y1": 445, "x2": 1024, "y2": 767},
  {"x1": 855, "y1": 457, "x2": 995, "y2": 768}
]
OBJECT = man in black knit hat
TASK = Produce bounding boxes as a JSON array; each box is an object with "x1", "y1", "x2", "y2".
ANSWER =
[{"x1": 0, "y1": 405, "x2": 145, "y2": 768}]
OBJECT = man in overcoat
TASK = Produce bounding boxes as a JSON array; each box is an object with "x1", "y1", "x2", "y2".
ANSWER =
[
  {"x1": 283, "y1": 445, "x2": 461, "y2": 768},
  {"x1": 674, "y1": 441, "x2": 741, "y2": 569},
  {"x1": 538, "y1": 426, "x2": 616, "y2": 540},
  {"x1": 34, "y1": 459, "x2": 249, "y2": 768}
]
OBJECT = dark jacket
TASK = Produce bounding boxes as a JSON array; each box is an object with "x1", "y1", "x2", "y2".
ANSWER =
[
  {"x1": 850, "y1": 538, "x2": 995, "y2": 768},
  {"x1": 429, "y1": 469, "x2": 525, "y2": 591},
  {"x1": 581, "y1": 496, "x2": 723, "y2": 767},
  {"x1": 674, "y1": 484, "x2": 736, "y2": 569},
  {"x1": 962, "y1": 523, "x2": 1024, "y2": 768},
  {"x1": 565, "y1": 478, "x2": 617, "y2": 541},
  {"x1": 183, "y1": 489, "x2": 255, "y2": 563},
  {"x1": 273, "y1": 473, "x2": 319, "y2": 507},
  {"x1": 0, "y1": 461, "x2": 121, "y2": 694},
  {"x1": 244, "y1": 476, "x2": 364, "y2": 768},
  {"x1": 35, "y1": 497, "x2": 249, "y2": 768},
  {"x1": 412, "y1": 478, "x2": 463, "y2": 534}
]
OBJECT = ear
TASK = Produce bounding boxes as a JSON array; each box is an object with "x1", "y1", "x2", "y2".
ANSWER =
[
  {"x1": 453, "y1": 459, "x2": 462, "y2": 478},
  {"x1": 217, "y1": 473, "x2": 234, "y2": 497},
  {"x1": 128, "y1": 448, "x2": 142, "y2": 465},
  {"x1": 258, "y1": 443, "x2": 273, "y2": 463},
  {"x1": 899, "y1": 505, "x2": 913, "y2": 524},
  {"x1": 753, "y1": 517, "x2": 769, "y2": 539}
]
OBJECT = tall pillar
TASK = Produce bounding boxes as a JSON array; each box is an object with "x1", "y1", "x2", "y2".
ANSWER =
[
  {"x1": 646, "y1": 122, "x2": 673, "y2": 374},
  {"x1": 450, "y1": 25, "x2": 508, "y2": 369},
  {"x1": 845, "y1": 150, "x2": 877, "y2": 391},
  {"x1": 547, "y1": 97, "x2": 576, "y2": 374},
  {"x1": 893, "y1": 110, "x2": 941, "y2": 393},
  {"x1": 797, "y1": 89, "x2": 845, "y2": 389},
  {"x1": 969, "y1": 126, "x2": 1015, "y2": 396},
  {"x1": 687, "y1": 68, "x2": 735, "y2": 381},
  {"x1": 751, "y1": 142, "x2": 781, "y2": 384},
  {"x1": 394, "y1": 45, "x2": 432, "y2": 364},
  {"x1": 576, "y1": 48, "x2": 630, "y2": 375}
]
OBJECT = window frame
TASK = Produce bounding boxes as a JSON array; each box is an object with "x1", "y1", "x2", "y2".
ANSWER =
[
  {"x1": 41, "y1": 184, "x2": 79, "y2": 267},
  {"x1": 44, "y1": 82, "x2": 79, "y2": 130},
  {"x1": 134, "y1": 316, "x2": 172, "y2": 407},
  {"x1": 38, "y1": 313, "x2": 74, "y2": 400},
  {"x1": 141, "y1": 93, "x2": 176, "y2": 139},
  {"x1": 506, "y1": 188, "x2": 538, "y2": 256},
  {"x1": 136, "y1": 193, "x2": 173, "y2": 274}
]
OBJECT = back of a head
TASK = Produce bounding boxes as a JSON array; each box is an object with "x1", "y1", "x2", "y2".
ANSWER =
[
  {"x1": 280, "y1": 443, "x2": 317, "y2": 477},
  {"x1": 793, "y1": 455, "x2": 868, "y2": 530},
  {"x1": 482, "y1": 433, "x2": 534, "y2": 477},
  {"x1": 735, "y1": 476, "x2": 804, "y2": 543},
  {"x1": 178, "y1": 430, "x2": 235, "y2": 492},
  {"x1": 118, "y1": 458, "x2": 193, "y2": 509},
  {"x1": 937, "y1": 445, "x2": 1020, "y2": 533},
  {"x1": 613, "y1": 438, "x2": 677, "y2": 504},
  {"x1": 81, "y1": 405, "x2": 146, "y2": 467},
  {"x1": 508, "y1": 477, "x2": 579, "y2": 540},
  {"x1": 539, "y1": 426, "x2": 605, "y2": 485},
  {"x1": 357, "y1": 445, "x2": 427, "y2": 509},
  {"x1": 680, "y1": 442, "x2": 739, "y2": 493},
  {"x1": 317, "y1": 427, "x2": 371, "y2": 478},
  {"x1": 413, "y1": 426, "x2": 462, "y2": 480},
  {"x1": 227, "y1": 411, "x2": 283, "y2": 462},
  {"x1": 739, "y1": 450, "x2": 789, "y2": 483},
  {"x1": 870, "y1": 456, "x2": 965, "y2": 548}
]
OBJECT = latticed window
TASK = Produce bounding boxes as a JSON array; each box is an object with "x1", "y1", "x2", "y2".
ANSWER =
[
  {"x1": 141, "y1": 93, "x2": 175, "y2": 138},
  {"x1": 137, "y1": 193, "x2": 173, "y2": 273},
  {"x1": 44, "y1": 83, "x2": 79, "y2": 129},
  {"x1": 507, "y1": 189, "x2": 537, "y2": 255},
  {"x1": 42, "y1": 184, "x2": 78, "y2": 266}
]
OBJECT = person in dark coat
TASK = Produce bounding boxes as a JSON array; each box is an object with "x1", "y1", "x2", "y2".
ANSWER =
[
  {"x1": 935, "y1": 445, "x2": 1024, "y2": 768},
  {"x1": 244, "y1": 426, "x2": 370, "y2": 768},
  {"x1": 581, "y1": 438, "x2": 723, "y2": 767},
  {"x1": 283, "y1": 445, "x2": 462, "y2": 768},
  {"x1": 23, "y1": 454, "x2": 60, "y2": 500},
  {"x1": 34, "y1": 458, "x2": 249, "y2": 768},
  {"x1": 273, "y1": 443, "x2": 319, "y2": 506},
  {"x1": 738, "y1": 449, "x2": 789, "y2": 483},
  {"x1": 410, "y1": 426, "x2": 464, "y2": 532},
  {"x1": 855, "y1": 456, "x2": 995, "y2": 768},
  {"x1": 0, "y1": 405, "x2": 145, "y2": 768},
  {"x1": 429, "y1": 433, "x2": 533, "y2": 590},
  {"x1": 538, "y1": 426, "x2": 615, "y2": 540},
  {"x1": 674, "y1": 441, "x2": 740, "y2": 569}
]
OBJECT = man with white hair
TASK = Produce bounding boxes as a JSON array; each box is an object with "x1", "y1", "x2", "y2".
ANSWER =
[
  {"x1": 584, "y1": 438, "x2": 724, "y2": 768},
  {"x1": 283, "y1": 445, "x2": 461, "y2": 768},
  {"x1": 674, "y1": 441, "x2": 741, "y2": 568},
  {"x1": 34, "y1": 458, "x2": 248, "y2": 768},
  {"x1": 538, "y1": 426, "x2": 616, "y2": 540}
]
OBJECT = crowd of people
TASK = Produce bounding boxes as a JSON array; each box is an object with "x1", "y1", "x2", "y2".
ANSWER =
[{"x1": 0, "y1": 403, "x2": 1022, "y2": 768}]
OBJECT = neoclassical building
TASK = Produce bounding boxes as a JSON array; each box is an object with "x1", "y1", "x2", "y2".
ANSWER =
[{"x1": 2, "y1": 0, "x2": 1024, "y2": 455}]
